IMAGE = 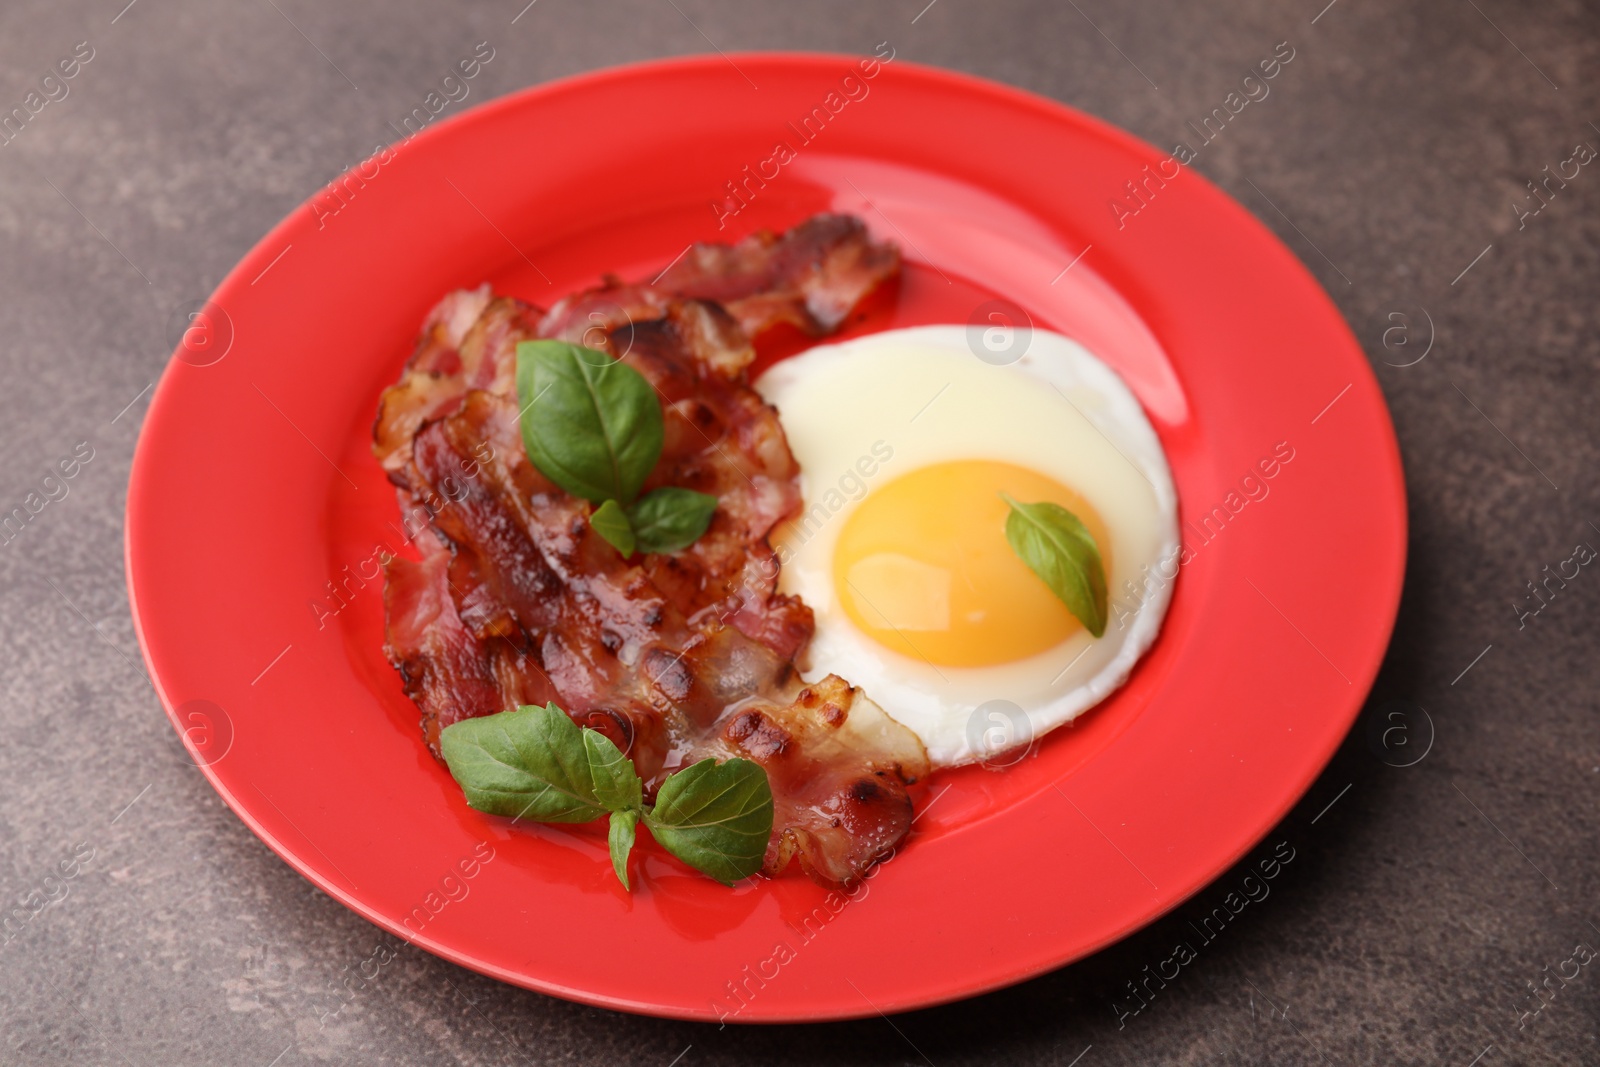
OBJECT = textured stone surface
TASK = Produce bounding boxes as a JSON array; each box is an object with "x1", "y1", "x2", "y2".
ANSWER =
[{"x1": 0, "y1": 0, "x2": 1596, "y2": 1064}]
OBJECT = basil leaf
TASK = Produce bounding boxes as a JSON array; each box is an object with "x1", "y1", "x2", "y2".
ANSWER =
[
  {"x1": 438, "y1": 703, "x2": 607, "y2": 823},
  {"x1": 515, "y1": 340, "x2": 663, "y2": 504},
  {"x1": 627, "y1": 487, "x2": 719, "y2": 555},
  {"x1": 1001, "y1": 493, "x2": 1108, "y2": 637},
  {"x1": 583, "y1": 727, "x2": 642, "y2": 812},
  {"x1": 608, "y1": 809, "x2": 638, "y2": 890},
  {"x1": 644, "y1": 758, "x2": 773, "y2": 885},
  {"x1": 588, "y1": 499, "x2": 636, "y2": 557}
]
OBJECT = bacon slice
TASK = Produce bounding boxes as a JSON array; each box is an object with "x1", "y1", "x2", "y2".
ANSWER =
[
  {"x1": 381, "y1": 526, "x2": 558, "y2": 753},
  {"x1": 653, "y1": 213, "x2": 904, "y2": 339},
  {"x1": 375, "y1": 215, "x2": 921, "y2": 886},
  {"x1": 538, "y1": 214, "x2": 902, "y2": 347},
  {"x1": 714, "y1": 675, "x2": 927, "y2": 885}
]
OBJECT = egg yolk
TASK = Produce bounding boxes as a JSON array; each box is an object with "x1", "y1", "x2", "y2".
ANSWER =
[{"x1": 832, "y1": 460, "x2": 1112, "y2": 667}]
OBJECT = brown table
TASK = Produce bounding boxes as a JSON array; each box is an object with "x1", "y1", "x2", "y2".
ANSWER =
[{"x1": 0, "y1": 0, "x2": 1595, "y2": 1063}]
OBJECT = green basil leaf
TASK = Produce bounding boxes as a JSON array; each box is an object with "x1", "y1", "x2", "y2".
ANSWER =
[
  {"x1": 1001, "y1": 493, "x2": 1108, "y2": 637},
  {"x1": 627, "y1": 487, "x2": 719, "y2": 555},
  {"x1": 583, "y1": 727, "x2": 642, "y2": 813},
  {"x1": 608, "y1": 809, "x2": 638, "y2": 890},
  {"x1": 644, "y1": 758, "x2": 773, "y2": 885},
  {"x1": 588, "y1": 499, "x2": 637, "y2": 557},
  {"x1": 438, "y1": 703, "x2": 607, "y2": 823},
  {"x1": 515, "y1": 339, "x2": 663, "y2": 504}
]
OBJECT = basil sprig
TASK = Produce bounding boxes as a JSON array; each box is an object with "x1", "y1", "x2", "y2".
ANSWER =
[
  {"x1": 1001, "y1": 493, "x2": 1109, "y2": 637},
  {"x1": 515, "y1": 340, "x2": 717, "y2": 557},
  {"x1": 439, "y1": 702, "x2": 774, "y2": 889}
]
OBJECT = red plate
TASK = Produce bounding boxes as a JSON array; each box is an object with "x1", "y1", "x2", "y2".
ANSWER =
[{"x1": 126, "y1": 53, "x2": 1404, "y2": 1022}]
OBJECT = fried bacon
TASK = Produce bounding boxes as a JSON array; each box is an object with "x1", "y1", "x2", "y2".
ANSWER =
[
  {"x1": 375, "y1": 214, "x2": 923, "y2": 886},
  {"x1": 715, "y1": 676, "x2": 927, "y2": 885},
  {"x1": 537, "y1": 213, "x2": 903, "y2": 345}
]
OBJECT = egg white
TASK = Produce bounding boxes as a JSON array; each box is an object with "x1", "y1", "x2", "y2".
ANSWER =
[{"x1": 756, "y1": 325, "x2": 1180, "y2": 768}]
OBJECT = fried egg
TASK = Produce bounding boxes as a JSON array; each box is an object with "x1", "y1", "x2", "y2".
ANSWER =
[{"x1": 756, "y1": 325, "x2": 1179, "y2": 768}]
